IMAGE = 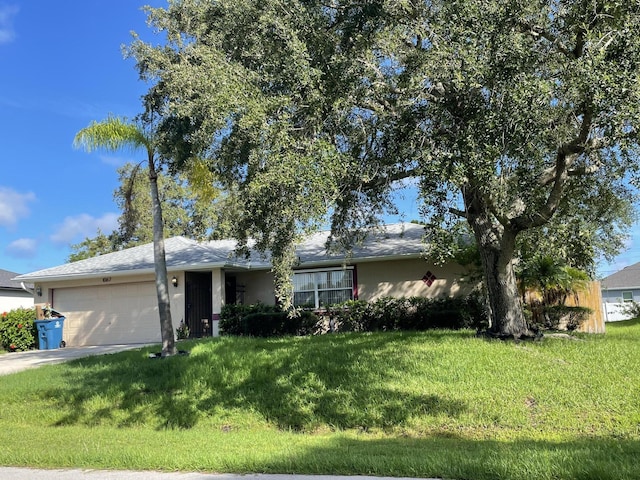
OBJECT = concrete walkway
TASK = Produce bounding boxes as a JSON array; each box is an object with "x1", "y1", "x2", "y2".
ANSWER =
[
  {"x1": 0, "y1": 344, "x2": 150, "y2": 376},
  {"x1": 0, "y1": 469, "x2": 439, "y2": 480}
]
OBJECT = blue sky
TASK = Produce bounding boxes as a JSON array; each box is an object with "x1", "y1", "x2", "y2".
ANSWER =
[
  {"x1": 0, "y1": 1, "x2": 638, "y2": 279},
  {"x1": 0, "y1": 1, "x2": 163, "y2": 275}
]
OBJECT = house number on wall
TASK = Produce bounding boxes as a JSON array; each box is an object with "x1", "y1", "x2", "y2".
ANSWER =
[{"x1": 102, "y1": 277, "x2": 112, "y2": 283}]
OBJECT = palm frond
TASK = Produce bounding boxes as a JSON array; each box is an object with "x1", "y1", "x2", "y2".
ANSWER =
[{"x1": 73, "y1": 115, "x2": 150, "y2": 154}]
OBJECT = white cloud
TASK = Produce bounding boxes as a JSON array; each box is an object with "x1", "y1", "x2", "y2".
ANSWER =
[
  {"x1": 0, "y1": 4, "x2": 18, "y2": 45},
  {"x1": 5, "y1": 238, "x2": 38, "y2": 259},
  {"x1": 0, "y1": 187, "x2": 36, "y2": 228},
  {"x1": 50, "y1": 212, "x2": 119, "y2": 244}
]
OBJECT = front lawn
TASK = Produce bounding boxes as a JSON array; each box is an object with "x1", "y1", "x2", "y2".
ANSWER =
[{"x1": 1, "y1": 321, "x2": 639, "y2": 479}]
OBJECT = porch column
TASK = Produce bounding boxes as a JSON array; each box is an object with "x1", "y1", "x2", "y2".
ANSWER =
[{"x1": 211, "y1": 269, "x2": 226, "y2": 337}]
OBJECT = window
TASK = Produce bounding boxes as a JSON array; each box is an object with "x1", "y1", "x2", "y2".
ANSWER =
[
  {"x1": 293, "y1": 267, "x2": 354, "y2": 309},
  {"x1": 622, "y1": 291, "x2": 634, "y2": 303}
]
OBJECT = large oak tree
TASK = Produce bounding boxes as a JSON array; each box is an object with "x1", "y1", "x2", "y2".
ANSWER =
[{"x1": 129, "y1": 0, "x2": 640, "y2": 337}]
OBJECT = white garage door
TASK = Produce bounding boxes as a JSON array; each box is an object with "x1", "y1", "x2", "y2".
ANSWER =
[{"x1": 54, "y1": 282, "x2": 162, "y2": 346}]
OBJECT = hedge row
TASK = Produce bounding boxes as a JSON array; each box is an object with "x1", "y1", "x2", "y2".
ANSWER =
[
  {"x1": 219, "y1": 294, "x2": 490, "y2": 337},
  {"x1": 219, "y1": 303, "x2": 320, "y2": 337},
  {"x1": 325, "y1": 295, "x2": 489, "y2": 333}
]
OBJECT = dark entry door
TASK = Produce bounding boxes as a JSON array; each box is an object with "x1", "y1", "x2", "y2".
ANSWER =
[
  {"x1": 185, "y1": 272, "x2": 213, "y2": 337},
  {"x1": 225, "y1": 275, "x2": 237, "y2": 305}
]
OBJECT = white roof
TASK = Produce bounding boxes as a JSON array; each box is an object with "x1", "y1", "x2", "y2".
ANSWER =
[{"x1": 14, "y1": 223, "x2": 426, "y2": 283}]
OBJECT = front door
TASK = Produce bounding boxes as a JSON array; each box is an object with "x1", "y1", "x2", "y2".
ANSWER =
[
  {"x1": 185, "y1": 272, "x2": 213, "y2": 337},
  {"x1": 225, "y1": 275, "x2": 237, "y2": 305}
]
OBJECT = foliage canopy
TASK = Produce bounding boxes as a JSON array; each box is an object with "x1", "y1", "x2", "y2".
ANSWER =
[{"x1": 130, "y1": 0, "x2": 640, "y2": 335}]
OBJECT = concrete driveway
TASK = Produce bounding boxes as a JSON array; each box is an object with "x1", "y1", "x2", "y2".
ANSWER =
[{"x1": 0, "y1": 344, "x2": 150, "y2": 376}]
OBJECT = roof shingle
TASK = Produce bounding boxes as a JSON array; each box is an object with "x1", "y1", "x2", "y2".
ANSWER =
[
  {"x1": 601, "y1": 263, "x2": 640, "y2": 290},
  {"x1": 14, "y1": 223, "x2": 426, "y2": 283},
  {"x1": 0, "y1": 269, "x2": 30, "y2": 290}
]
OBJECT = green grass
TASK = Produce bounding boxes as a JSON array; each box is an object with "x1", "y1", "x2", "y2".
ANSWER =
[{"x1": 1, "y1": 321, "x2": 640, "y2": 479}]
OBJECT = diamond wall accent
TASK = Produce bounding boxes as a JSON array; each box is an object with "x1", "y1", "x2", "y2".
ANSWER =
[{"x1": 422, "y1": 271, "x2": 437, "y2": 287}]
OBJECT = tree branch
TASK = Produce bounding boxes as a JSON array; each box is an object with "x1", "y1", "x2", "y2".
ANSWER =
[
  {"x1": 517, "y1": 21, "x2": 585, "y2": 59},
  {"x1": 511, "y1": 104, "x2": 598, "y2": 231},
  {"x1": 537, "y1": 108, "x2": 596, "y2": 186},
  {"x1": 361, "y1": 167, "x2": 421, "y2": 190},
  {"x1": 449, "y1": 207, "x2": 467, "y2": 219}
]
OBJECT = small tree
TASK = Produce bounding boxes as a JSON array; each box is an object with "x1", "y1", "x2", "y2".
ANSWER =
[
  {"x1": 518, "y1": 255, "x2": 591, "y2": 330},
  {"x1": 68, "y1": 163, "x2": 234, "y2": 262}
]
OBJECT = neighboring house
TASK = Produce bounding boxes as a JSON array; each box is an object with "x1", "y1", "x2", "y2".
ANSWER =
[
  {"x1": 0, "y1": 268, "x2": 34, "y2": 313},
  {"x1": 13, "y1": 223, "x2": 472, "y2": 347},
  {"x1": 600, "y1": 264, "x2": 640, "y2": 322}
]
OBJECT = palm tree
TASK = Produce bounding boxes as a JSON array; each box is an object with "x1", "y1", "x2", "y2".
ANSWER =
[
  {"x1": 74, "y1": 115, "x2": 177, "y2": 357},
  {"x1": 518, "y1": 255, "x2": 589, "y2": 307}
]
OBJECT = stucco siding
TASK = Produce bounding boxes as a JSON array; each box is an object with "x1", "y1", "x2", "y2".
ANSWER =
[
  {"x1": 356, "y1": 258, "x2": 471, "y2": 301},
  {"x1": 232, "y1": 259, "x2": 472, "y2": 307},
  {"x1": 235, "y1": 270, "x2": 275, "y2": 305}
]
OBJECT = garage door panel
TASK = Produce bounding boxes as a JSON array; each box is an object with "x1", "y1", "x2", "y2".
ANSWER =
[{"x1": 54, "y1": 283, "x2": 162, "y2": 346}]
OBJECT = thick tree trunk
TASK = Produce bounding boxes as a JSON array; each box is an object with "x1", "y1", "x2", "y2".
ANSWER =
[
  {"x1": 464, "y1": 186, "x2": 530, "y2": 338},
  {"x1": 477, "y1": 233, "x2": 529, "y2": 337},
  {"x1": 149, "y1": 158, "x2": 177, "y2": 357}
]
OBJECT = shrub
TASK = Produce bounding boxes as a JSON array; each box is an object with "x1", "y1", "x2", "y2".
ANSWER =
[
  {"x1": 407, "y1": 294, "x2": 489, "y2": 331},
  {"x1": 332, "y1": 297, "x2": 416, "y2": 332},
  {"x1": 368, "y1": 297, "x2": 408, "y2": 331},
  {"x1": 220, "y1": 295, "x2": 490, "y2": 337},
  {"x1": 530, "y1": 305, "x2": 592, "y2": 331},
  {"x1": 423, "y1": 294, "x2": 490, "y2": 330},
  {"x1": 0, "y1": 307, "x2": 37, "y2": 352},
  {"x1": 326, "y1": 300, "x2": 372, "y2": 332},
  {"x1": 219, "y1": 303, "x2": 280, "y2": 335},
  {"x1": 241, "y1": 310, "x2": 321, "y2": 337},
  {"x1": 295, "y1": 310, "x2": 323, "y2": 336},
  {"x1": 176, "y1": 320, "x2": 190, "y2": 340},
  {"x1": 330, "y1": 294, "x2": 489, "y2": 333},
  {"x1": 621, "y1": 301, "x2": 640, "y2": 319}
]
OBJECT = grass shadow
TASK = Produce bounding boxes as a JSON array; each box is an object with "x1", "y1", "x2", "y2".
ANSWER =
[
  {"x1": 197, "y1": 333, "x2": 467, "y2": 430},
  {"x1": 39, "y1": 332, "x2": 467, "y2": 431},
  {"x1": 254, "y1": 434, "x2": 640, "y2": 480}
]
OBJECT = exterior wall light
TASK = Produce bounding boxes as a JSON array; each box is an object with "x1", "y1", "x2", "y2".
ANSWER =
[
  {"x1": 171, "y1": 276, "x2": 178, "y2": 288},
  {"x1": 36, "y1": 285, "x2": 42, "y2": 296}
]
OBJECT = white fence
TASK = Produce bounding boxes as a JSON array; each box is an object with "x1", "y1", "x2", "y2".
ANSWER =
[{"x1": 602, "y1": 302, "x2": 634, "y2": 322}]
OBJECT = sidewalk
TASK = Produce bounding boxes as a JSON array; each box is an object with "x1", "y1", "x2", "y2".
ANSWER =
[
  {"x1": 0, "y1": 344, "x2": 149, "y2": 376},
  {"x1": 0, "y1": 469, "x2": 440, "y2": 480}
]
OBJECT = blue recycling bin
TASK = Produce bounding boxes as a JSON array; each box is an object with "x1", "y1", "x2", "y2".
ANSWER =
[{"x1": 34, "y1": 318, "x2": 66, "y2": 350}]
